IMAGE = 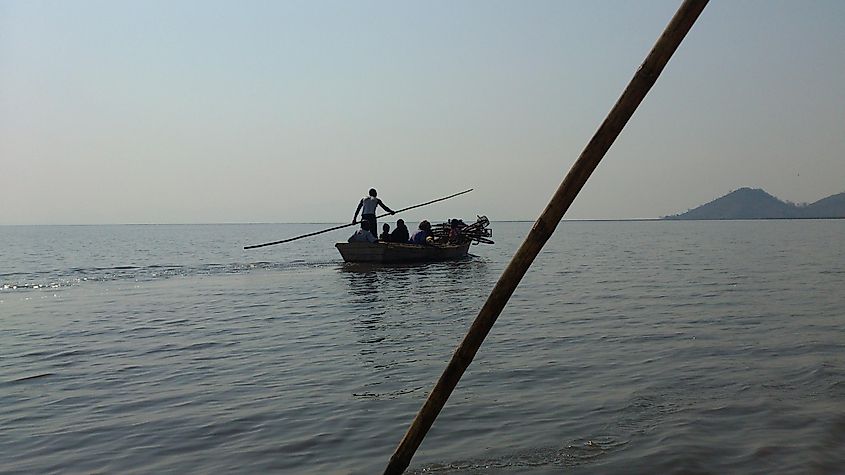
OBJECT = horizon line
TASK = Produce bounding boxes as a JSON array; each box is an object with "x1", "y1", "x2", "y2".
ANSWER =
[{"x1": 0, "y1": 218, "x2": 669, "y2": 227}]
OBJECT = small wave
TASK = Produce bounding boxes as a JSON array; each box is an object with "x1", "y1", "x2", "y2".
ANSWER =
[
  {"x1": 44, "y1": 349, "x2": 88, "y2": 360},
  {"x1": 352, "y1": 386, "x2": 424, "y2": 400},
  {"x1": 408, "y1": 436, "x2": 628, "y2": 474},
  {"x1": 14, "y1": 349, "x2": 52, "y2": 358},
  {"x1": 183, "y1": 341, "x2": 233, "y2": 351},
  {"x1": 141, "y1": 343, "x2": 179, "y2": 356},
  {"x1": 6, "y1": 372, "x2": 55, "y2": 384},
  {"x1": 2, "y1": 259, "x2": 345, "y2": 291}
]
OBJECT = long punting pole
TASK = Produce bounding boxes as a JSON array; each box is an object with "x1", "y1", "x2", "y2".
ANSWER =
[
  {"x1": 243, "y1": 189, "x2": 472, "y2": 249},
  {"x1": 383, "y1": 1, "x2": 709, "y2": 473}
]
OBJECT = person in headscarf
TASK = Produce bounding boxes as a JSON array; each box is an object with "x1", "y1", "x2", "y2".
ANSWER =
[
  {"x1": 409, "y1": 220, "x2": 433, "y2": 245},
  {"x1": 390, "y1": 219, "x2": 410, "y2": 243}
]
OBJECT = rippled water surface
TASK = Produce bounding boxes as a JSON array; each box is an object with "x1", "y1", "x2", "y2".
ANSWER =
[{"x1": 1, "y1": 221, "x2": 843, "y2": 474}]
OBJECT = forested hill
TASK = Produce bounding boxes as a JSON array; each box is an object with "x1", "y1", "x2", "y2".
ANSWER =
[{"x1": 663, "y1": 188, "x2": 845, "y2": 220}]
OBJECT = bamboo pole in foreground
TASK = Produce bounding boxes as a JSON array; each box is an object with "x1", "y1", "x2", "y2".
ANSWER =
[{"x1": 384, "y1": 1, "x2": 709, "y2": 473}]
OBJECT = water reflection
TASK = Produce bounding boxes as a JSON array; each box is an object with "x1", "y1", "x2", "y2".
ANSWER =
[
  {"x1": 338, "y1": 258, "x2": 493, "y2": 399},
  {"x1": 339, "y1": 263, "x2": 414, "y2": 346},
  {"x1": 338, "y1": 259, "x2": 491, "y2": 316}
]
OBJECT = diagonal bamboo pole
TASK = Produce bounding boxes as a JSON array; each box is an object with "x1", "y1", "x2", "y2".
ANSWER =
[{"x1": 384, "y1": 1, "x2": 709, "y2": 473}]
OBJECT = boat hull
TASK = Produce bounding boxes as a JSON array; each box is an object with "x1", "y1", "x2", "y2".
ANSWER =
[{"x1": 335, "y1": 241, "x2": 471, "y2": 263}]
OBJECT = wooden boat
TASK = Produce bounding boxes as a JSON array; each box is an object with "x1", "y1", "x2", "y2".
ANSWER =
[{"x1": 335, "y1": 241, "x2": 472, "y2": 264}]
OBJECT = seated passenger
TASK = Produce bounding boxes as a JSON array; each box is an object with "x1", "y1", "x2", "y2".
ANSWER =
[
  {"x1": 379, "y1": 223, "x2": 391, "y2": 242},
  {"x1": 448, "y1": 218, "x2": 462, "y2": 243},
  {"x1": 348, "y1": 221, "x2": 377, "y2": 243},
  {"x1": 410, "y1": 220, "x2": 433, "y2": 245},
  {"x1": 390, "y1": 219, "x2": 410, "y2": 243}
]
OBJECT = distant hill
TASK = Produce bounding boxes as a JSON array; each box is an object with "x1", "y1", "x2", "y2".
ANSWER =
[
  {"x1": 664, "y1": 188, "x2": 845, "y2": 220},
  {"x1": 804, "y1": 192, "x2": 845, "y2": 218}
]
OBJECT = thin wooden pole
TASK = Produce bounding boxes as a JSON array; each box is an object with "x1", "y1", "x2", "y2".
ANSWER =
[
  {"x1": 243, "y1": 189, "x2": 472, "y2": 249},
  {"x1": 383, "y1": 1, "x2": 709, "y2": 473}
]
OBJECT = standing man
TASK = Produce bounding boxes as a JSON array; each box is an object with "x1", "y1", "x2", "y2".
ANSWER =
[{"x1": 353, "y1": 188, "x2": 394, "y2": 237}]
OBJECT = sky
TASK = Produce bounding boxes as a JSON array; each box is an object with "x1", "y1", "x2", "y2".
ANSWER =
[{"x1": 1, "y1": 0, "x2": 843, "y2": 225}]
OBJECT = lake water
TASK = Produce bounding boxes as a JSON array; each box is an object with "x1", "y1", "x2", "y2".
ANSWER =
[{"x1": 1, "y1": 220, "x2": 843, "y2": 474}]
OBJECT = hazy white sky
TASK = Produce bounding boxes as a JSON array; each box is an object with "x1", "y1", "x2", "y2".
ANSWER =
[{"x1": 1, "y1": 0, "x2": 843, "y2": 225}]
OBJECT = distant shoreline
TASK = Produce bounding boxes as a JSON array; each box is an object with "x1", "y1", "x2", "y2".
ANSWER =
[{"x1": 663, "y1": 187, "x2": 845, "y2": 220}]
